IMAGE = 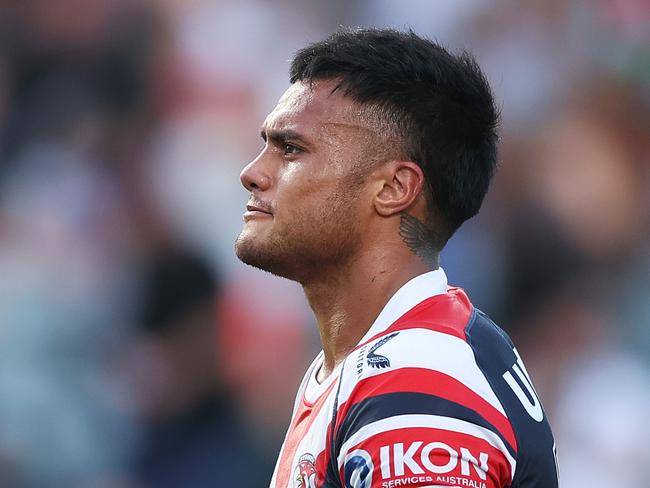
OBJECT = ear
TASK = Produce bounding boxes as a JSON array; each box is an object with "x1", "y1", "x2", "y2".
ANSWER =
[{"x1": 373, "y1": 161, "x2": 425, "y2": 217}]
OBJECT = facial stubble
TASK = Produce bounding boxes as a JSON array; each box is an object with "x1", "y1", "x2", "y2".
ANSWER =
[{"x1": 235, "y1": 182, "x2": 364, "y2": 285}]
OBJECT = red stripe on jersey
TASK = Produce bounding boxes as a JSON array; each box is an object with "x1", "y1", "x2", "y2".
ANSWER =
[
  {"x1": 338, "y1": 426, "x2": 512, "y2": 487},
  {"x1": 274, "y1": 379, "x2": 338, "y2": 488},
  {"x1": 336, "y1": 367, "x2": 517, "y2": 453},
  {"x1": 357, "y1": 287, "x2": 473, "y2": 350}
]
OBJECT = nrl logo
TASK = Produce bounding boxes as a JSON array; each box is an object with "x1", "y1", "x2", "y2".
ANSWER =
[{"x1": 367, "y1": 332, "x2": 399, "y2": 369}]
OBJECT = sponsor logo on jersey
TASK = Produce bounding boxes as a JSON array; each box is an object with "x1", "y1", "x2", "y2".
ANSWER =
[
  {"x1": 380, "y1": 476, "x2": 486, "y2": 488},
  {"x1": 355, "y1": 344, "x2": 369, "y2": 378},
  {"x1": 344, "y1": 449, "x2": 374, "y2": 488},
  {"x1": 294, "y1": 453, "x2": 316, "y2": 488},
  {"x1": 367, "y1": 332, "x2": 400, "y2": 369},
  {"x1": 378, "y1": 441, "x2": 489, "y2": 488},
  {"x1": 502, "y1": 348, "x2": 544, "y2": 421}
]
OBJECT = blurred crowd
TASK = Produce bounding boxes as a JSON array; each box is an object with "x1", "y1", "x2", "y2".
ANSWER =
[{"x1": 0, "y1": 0, "x2": 647, "y2": 487}]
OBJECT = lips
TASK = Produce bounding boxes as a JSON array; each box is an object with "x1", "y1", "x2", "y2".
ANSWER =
[
  {"x1": 246, "y1": 203, "x2": 272, "y2": 215},
  {"x1": 243, "y1": 201, "x2": 273, "y2": 221}
]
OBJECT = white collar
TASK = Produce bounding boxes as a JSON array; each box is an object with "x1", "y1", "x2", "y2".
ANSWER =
[{"x1": 357, "y1": 267, "x2": 448, "y2": 345}]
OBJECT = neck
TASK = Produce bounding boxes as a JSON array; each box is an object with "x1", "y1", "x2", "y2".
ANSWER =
[{"x1": 302, "y1": 246, "x2": 433, "y2": 381}]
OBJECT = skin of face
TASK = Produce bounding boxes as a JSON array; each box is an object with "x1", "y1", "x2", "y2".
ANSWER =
[{"x1": 235, "y1": 80, "x2": 381, "y2": 284}]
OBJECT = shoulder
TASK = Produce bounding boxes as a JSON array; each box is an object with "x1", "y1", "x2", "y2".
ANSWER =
[
  {"x1": 340, "y1": 289, "x2": 509, "y2": 416},
  {"x1": 330, "y1": 289, "x2": 559, "y2": 487},
  {"x1": 338, "y1": 312, "x2": 511, "y2": 433}
]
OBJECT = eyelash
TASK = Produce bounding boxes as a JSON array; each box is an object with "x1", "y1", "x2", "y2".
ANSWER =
[
  {"x1": 283, "y1": 143, "x2": 302, "y2": 156},
  {"x1": 260, "y1": 137, "x2": 303, "y2": 157}
]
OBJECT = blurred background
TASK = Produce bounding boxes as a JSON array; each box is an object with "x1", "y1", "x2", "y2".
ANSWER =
[{"x1": 0, "y1": 0, "x2": 648, "y2": 486}]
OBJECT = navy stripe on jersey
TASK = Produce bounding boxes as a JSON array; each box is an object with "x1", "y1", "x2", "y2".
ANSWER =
[
  {"x1": 334, "y1": 391, "x2": 517, "y2": 459},
  {"x1": 465, "y1": 309, "x2": 559, "y2": 487}
]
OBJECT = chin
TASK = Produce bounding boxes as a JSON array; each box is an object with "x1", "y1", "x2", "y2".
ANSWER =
[
  {"x1": 234, "y1": 230, "x2": 259, "y2": 264},
  {"x1": 235, "y1": 221, "x2": 359, "y2": 284},
  {"x1": 235, "y1": 231, "x2": 295, "y2": 280}
]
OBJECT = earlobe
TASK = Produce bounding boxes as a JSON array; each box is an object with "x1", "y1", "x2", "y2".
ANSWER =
[{"x1": 373, "y1": 161, "x2": 425, "y2": 217}]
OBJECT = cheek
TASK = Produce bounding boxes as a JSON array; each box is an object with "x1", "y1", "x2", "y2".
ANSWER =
[
  {"x1": 276, "y1": 163, "x2": 331, "y2": 204},
  {"x1": 277, "y1": 162, "x2": 307, "y2": 193}
]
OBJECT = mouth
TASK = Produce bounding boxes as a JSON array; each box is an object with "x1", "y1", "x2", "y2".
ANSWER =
[{"x1": 243, "y1": 202, "x2": 273, "y2": 221}]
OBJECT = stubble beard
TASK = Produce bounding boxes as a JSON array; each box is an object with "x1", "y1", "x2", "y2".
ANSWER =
[{"x1": 235, "y1": 188, "x2": 362, "y2": 285}]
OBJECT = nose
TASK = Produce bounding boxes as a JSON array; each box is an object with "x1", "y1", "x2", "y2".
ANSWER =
[{"x1": 240, "y1": 151, "x2": 272, "y2": 192}]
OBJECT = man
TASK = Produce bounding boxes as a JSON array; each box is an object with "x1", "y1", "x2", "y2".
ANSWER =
[{"x1": 235, "y1": 28, "x2": 558, "y2": 488}]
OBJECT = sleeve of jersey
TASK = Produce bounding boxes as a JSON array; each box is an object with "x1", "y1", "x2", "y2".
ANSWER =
[{"x1": 332, "y1": 346, "x2": 517, "y2": 487}]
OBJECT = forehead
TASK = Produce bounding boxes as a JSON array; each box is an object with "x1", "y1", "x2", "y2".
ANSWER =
[{"x1": 263, "y1": 80, "x2": 371, "y2": 138}]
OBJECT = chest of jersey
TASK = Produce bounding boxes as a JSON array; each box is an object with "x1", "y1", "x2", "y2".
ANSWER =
[{"x1": 272, "y1": 378, "x2": 339, "y2": 488}]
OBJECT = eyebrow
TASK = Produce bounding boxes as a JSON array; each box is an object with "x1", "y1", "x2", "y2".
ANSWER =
[{"x1": 260, "y1": 127, "x2": 312, "y2": 148}]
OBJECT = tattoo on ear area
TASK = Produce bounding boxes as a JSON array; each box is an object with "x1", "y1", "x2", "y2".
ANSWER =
[{"x1": 399, "y1": 212, "x2": 440, "y2": 268}]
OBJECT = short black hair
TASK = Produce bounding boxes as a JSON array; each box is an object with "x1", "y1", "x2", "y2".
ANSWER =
[{"x1": 290, "y1": 28, "x2": 499, "y2": 246}]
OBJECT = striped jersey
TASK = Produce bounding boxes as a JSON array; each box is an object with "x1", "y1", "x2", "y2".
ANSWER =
[{"x1": 270, "y1": 268, "x2": 559, "y2": 488}]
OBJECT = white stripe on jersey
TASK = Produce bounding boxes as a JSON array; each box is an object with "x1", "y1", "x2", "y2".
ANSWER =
[
  {"x1": 336, "y1": 413, "x2": 516, "y2": 479},
  {"x1": 338, "y1": 328, "x2": 507, "y2": 416}
]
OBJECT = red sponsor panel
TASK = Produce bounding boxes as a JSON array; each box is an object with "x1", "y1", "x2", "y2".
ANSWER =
[{"x1": 338, "y1": 427, "x2": 511, "y2": 488}]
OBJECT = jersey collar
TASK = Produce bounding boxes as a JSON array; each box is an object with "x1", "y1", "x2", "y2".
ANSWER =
[{"x1": 357, "y1": 267, "x2": 448, "y2": 346}]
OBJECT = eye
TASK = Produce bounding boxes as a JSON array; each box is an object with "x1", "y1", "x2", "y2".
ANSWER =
[{"x1": 283, "y1": 143, "x2": 302, "y2": 155}]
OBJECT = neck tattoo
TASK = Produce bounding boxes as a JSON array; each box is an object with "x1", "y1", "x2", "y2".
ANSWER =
[{"x1": 398, "y1": 212, "x2": 440, "y2": 268}]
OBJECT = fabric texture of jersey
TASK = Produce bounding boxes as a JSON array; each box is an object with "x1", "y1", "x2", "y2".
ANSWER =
[{"x1": 270, "y1": 269, "x2": 559, "y2": 488}]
